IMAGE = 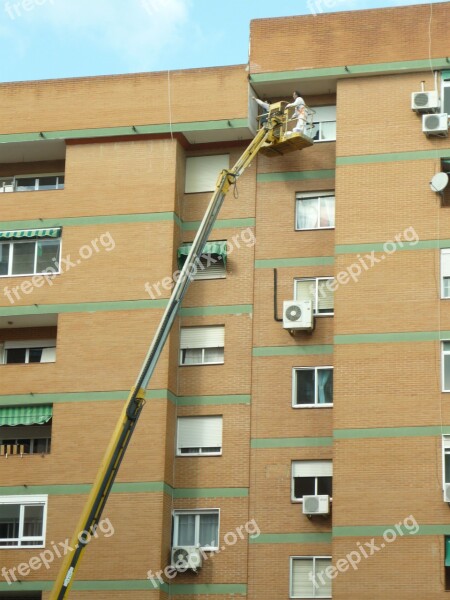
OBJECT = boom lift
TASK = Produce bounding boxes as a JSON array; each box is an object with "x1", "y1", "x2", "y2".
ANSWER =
[{"x1": 49, "y1": 100, "x2": 314, "y2": 599}]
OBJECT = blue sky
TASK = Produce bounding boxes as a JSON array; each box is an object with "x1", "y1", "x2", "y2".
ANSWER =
[{"x1": 0, "y1": 0, "x2": 443, "y2": 83}]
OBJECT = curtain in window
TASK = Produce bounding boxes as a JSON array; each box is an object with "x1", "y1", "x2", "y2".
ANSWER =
[
  {"x1": 295, "y1": 280, "x2": 316, "y2": 306},
  {"x1": 317, "y1": 280, "x2": 334, "y2": 313},
  {"x1": 23, "y1": 505, "x2": 43, "y2": 537},
  {"x1": 296, "y1": 198, "x2": 318, "y2": 229},
  {"x1": 177, "y1": 514, "x2": 196, "y2": 546},
  {"x1": 320, "y1": 196, "x2": 335, "y2": 228},
  {"x1": 199, "y1": 513, "x2": 218, "y2": 547},
  {"x1": 317, "y1": 370, "x2": 333, "y2": 404}
]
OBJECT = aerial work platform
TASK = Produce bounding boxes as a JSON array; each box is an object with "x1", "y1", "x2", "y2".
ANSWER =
[{"x1": 258, "y1": 100, "x2": 315, "y2": 156}]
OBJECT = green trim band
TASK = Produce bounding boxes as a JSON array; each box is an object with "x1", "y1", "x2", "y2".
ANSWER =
[
  {"x1": 182, "y1": 218, "x2": 255, "y2": 231},
  {"x1": 334, "y1": 331, "x2": 450, "y2": 345},
  {"x1": 0, "y1": 212, "x2": 179, "y2": 232},
  {"x1": 180, "y1": 304, "x2": 252, "y2": 316},
  {"x1": 250, "y1": 58, "x2": 450, "y2": 84},
  {"x1": 253, "y1": 345, "x2": 333, "y2": 357},
  {"x1": 0, "y1": 119, "x2": 249, "y2": 145},
  {"x1": 257, "y1": 169, "x2": 335, "y2": 183},
  {"x1": 0, "y1": 580, "x2": 246, "y2": 593},
  {"x1": 159, "y1": 583, "x2": 247, "y2": 595},
  {"x1": 333, "y1": 524, "x2": 450, "y2": 537},
  {"x1": 0, "y1": 482, "x2": 247, "y2": 498},
  {"x1": 0, "y1": 390, "x2": 250, "y2": 407},
  {"x1": 334, "y1": 425, "x2": 450, "y2": 440},
  {"x1": 251, "y1": 437, "x2": 332, "y2": 449},
  {"x1": 255, "y1": 256, "x2": 334, "y2": 268},
  {"x1": 336, "y1": 238, "x2": 450, "y2": 255},
  {"x1": 250, "y1": 532, "x2": 331, "y2": 544},
  {"x1": 337, "y1": 147, "x2": 450, "y2": 166}
]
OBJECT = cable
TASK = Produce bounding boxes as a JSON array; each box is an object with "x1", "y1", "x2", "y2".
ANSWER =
[
  {"x1": 428, "y1": 1, "x2": 434, "y2": 76},
  {"x1": 167, "y1": 70, "x2": 174, "y2": 141}
]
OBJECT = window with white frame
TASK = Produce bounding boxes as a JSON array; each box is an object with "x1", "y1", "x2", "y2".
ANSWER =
[
  {"x1": 442, "y1": 342, "x2": 450, "y2": 391},
  {"x1": 293, "y1": 367, "x2": 333, "y2": 407},
  {"x1": 185, "y1": 155, "x2": 230, "y2": 193},
  {"x1": 176, "y1": 416, "x2": 223, "y2": 456},
  {"x1": 0, "y1": 229, "x2": 61, "y2": 277},
  {"x1": 0, "y1": 405, "x2": 52, "y2": 456},
  {"x1": 173, "y1": 510, "x2": 219, "y2": 549},
  {"x1": 292, "y1": 460, "x2": 333, "y2": 501},
  {"x1": 179, "y1": 326, "x2": 224, "y2": 366},
  {"x1": 295, "y1": 192, "x2": 335, "y2": 230},
  {"x1": 0, "y1": 495, "x2": 47, "y2": 547},
  {"x1": 0, "y1": 174, "x2": 64, "y2": 193},
  {"x1": 290, "y1": 556, "x2": 332, "y2": 598},
  {"x1": 443, "y1": 436, "x2": 450, "y2": 497},
  {"x1": 1, "y1": 340, "x2": 56, "y2": 365},
  {"x1": 295, "y1": 278, "x2": 334, "y2": 315},
  {"x1": 442, "y1": 249, "x2": 450, "y2": 298},
  {"x1": 442, "y1": 73, "x2": 450, "y2": 116},
  {"x1": 311, "y1": 106, "x2": 336, "y2": 142}
]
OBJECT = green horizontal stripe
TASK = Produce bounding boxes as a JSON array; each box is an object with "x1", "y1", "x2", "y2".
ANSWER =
[
  {"x1": 333, "y1": 524, "x2": 450, "y2": 537},
  {"x1": 334, "y1": 331, "x2": 450, "y2": 345},
  {"x1": 253, "y1": 345, "x2": 333, "y2": 357},
  {"x1": 250, "y1": 57, "x2": 450, "y2": 84},
  {"x1": 0, "y1": 580, "x2": 245, "y2": 593},
  {"x1": 180, "y1": 304, "x2": 252, "y2": 316},
  {"x1": 257, "y1": 169, "x2": 335, "y2": 183},
  {"x1": 334, "y1": 425, "x2": 450, "y2": 440},
  {"x1": 0, "y1": 299, "x2": 168, "y2": 317},
  {"x1": 177, "y1": 394, "x2": 251, "y2": 406},
  {"x1": 182, "y1": 218, "x2": 255, "y2": 231},
  {"x1": 336, "y1": 238, "x2": 450, "y2": 255},
  {"x1": 251, "y1": 437, "x2": 332, "y2": 448},
  {"x1": 255, "y1": 256, "x2": 334, "y2": 268},
  {"x1": 160, "y1": 583, "x2": 247, "y2": 595},
  {"x1": 0, "y1": 119, "x2": 249, "y2": 145},
  {"x1": 172, "y1": 487, "x2": 248, "y2": 499},
  {"x1": 337, "y1": 147, "x2": 450, "y2": 166},
  {"x1": 250, "y1": 532, "x2": 331, "y2": 544},
  {"x1": 0, "y1": 212, "x2": 179, "y2": 231}
]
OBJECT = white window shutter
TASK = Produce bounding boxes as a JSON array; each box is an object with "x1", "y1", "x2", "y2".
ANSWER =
[
  {"x1": 442, "y1": 249, "x2": 450, "y2": 277},
  {"x1": 40, "y1": 347, "x2": 56, "y2": 363},
  {"x1": 291, "y1": 559, "x2": 315, "y2": 597},
  {"x1": 292, "y1": 460, "x2": 332, "y2": 478},
  {"x1": 295, "y1": 280, "x2": 315, "y2": 304},
  {"x1": 180, "y1": 326, "x2": 224, "y2": 349},
  {"x1": 185, "y1": 155, "x2": 230, "y2": 193},
  {"x1": 177, "y1": 416, "x2": 223, "y2": 450},
  {"x1": 318, "y1": 280, "x2": 334, "y2": 312},
  {"x1": 4, "y1": 339, "x2": 55, "y2": 350}
]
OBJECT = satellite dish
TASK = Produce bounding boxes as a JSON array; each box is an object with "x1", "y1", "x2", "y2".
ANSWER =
[{"x1": 430, "y1": 172, "x2": 449, "y2": 193}]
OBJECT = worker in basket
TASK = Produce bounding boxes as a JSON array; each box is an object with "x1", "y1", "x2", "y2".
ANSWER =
[{"x1": 285, "y1": 90, "x2": 306, "y2": 134}]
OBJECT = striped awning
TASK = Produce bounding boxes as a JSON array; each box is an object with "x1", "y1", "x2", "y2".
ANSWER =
[
  {"x1": 0, "y1": 228, "x2": 61, "y2": 240},
  {"x1": 446, "y1": 536, "x2": 450, "y2": 566},
  {"x1": 441, "y1": 70, "x2": 450, "y2": 81},
  {"x1": 177, "y1": 241, "x2": 227, "y2": 268},
  {"x1": 0, "y1": 405, "x2": 53, "y2": 427}
]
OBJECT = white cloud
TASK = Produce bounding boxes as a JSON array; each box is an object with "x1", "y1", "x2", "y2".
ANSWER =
[{"x1": 6, "y1": 0, "x2": 192, "y2": 71}]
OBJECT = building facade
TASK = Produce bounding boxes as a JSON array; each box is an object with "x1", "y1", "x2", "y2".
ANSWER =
[{"x1": 0, "y1": 2, "x2": 450, "y2": 598}]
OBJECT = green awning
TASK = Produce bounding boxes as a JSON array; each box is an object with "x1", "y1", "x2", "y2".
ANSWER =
[
  {"x1": 0, "y1": 405, "x2": 52, "y2": 427},
  {"x1": 446, "y1": 537, "x2": 450, "y2": 566},
  {"x1": 441, "y1": 70, "x2": 450, "y2": 81},
  {"x1": 177, "y1": 241, "x2": 227, "y2": 268},
  {"x1": 0, "y1": 228, "x2": 61, "y2": 239}
]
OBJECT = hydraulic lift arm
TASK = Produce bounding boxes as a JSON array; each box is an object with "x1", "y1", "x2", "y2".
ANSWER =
[{"x1": 49, "y1": 103, "x2": 307, "y2": 599}]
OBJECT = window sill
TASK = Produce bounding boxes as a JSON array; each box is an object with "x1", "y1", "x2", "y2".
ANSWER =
[
  {"x1": 0, "y1": 543, "x2": 45, "y2": 549},
  {"x1": 292, "y1": 404, "x2": 333, "y2": 409},
  {"x1": 177, "y1": 452, "x2": 222, "y2": 457},
  {"x1": 295, "y1": 227, "x2": 335, "y2": 232},
  {"x1": 179, "y1": 362, "x2": 225, "y2": 367},
  {"x1": 0, "y1": 272, "x2": 61, "y2": 279}
]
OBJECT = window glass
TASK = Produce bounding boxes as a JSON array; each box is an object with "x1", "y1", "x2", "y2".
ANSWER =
[
  {"x1": 295, "y1": 370, "x2": 315, "y2": 405},
  {"x1": 177, "y1": 514, "x2": 196, "y2": 546},
  {"x1": 199, "y1": 513, "x2": 218, "y2": 547},
  {"x1": 38, "y1": 176, "x2": 58, "y2": 190},
  {"x1": 6, "y1": 349, "x2": 27, "y2": 364},
  {"x1": 28, "y1": 348, "x2": 44, "y2": 363},
  {"x1": 23, "y1": 505, "x2": 43, "y2": 537},
  {"x1": 36, "y1": 240, "x2": 60, "y2": 273},
  {"x1": 15, "y1": 178, "x2": 36, "y2": 191},
  {"x1": 11, "y1": 243, "x2": 35, "y2": 275},
  {"x1": 318, "y1": 369, "x2": 333, "y2": 404},
  {"x1": 317, "y1": 477, "x2": 333, "y2": 496},
  {"x1": 0, "y1": 504, "x2": 20, "y2": 543},
  {"x1": 294, "y1": 477, "x2": 315, "y2": 498},
  {"x1": 0, "y1": 245, "x2": 9, "y2": 275}
]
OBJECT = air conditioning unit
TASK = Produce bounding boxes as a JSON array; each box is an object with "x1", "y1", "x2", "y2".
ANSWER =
[
  {"x1": 171, "y1": 546, "x2": 203, "y2": 572},
  {"x1": 411, "y1": 90, "x2": 440, "y2": 113},
  {"x1": 283, "y1": 301, "x2": 314, "y2": 331},
  {"x1": 422, "y1": 113, "x2": 449, "y2": 137},
  {"x1": 444, "y1": 484, "x2": 450, "y2": 503},
  {"x1": 302, "y1": 495, "x2": 330, "y2": 516}
]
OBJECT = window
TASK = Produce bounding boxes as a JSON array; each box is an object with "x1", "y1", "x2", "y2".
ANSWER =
[
  {"x1": 0, "y1": 405, "x2": 52, "y2": 456},
  {"x1": 177, "y1": 241, "x2": 227, "y2": 280},
  {"x1": 295, "y1": 192, "x2": 335, "y2": 230},
  {"x1": 442, "y1": 72, "x2": 450, "y2": 116},
  {"x1": 185, "y1": 155, "x2": 229, "y2": 193},
  {"x1": 445, "y1": 536, "x2": 450, "y2": 589},
  {"x1": 0, "y1": 495, "x2": 47, "y2": 548},
  {"x1": 1, "y1": 340, "x2": 56, "y2": 364},
  {"x1": 442, "y1": 342, "x2": 450, "y2": 391},
  {"x1": 443, "y1": 436, "x2": 450, "y2": 499},
  {"x1": 293, "y1": 368, "x2": 333, "y2": 407},
  {"x1": 440, "y1": 159, "x2": 450, "y2": 206},
  {"x1": 180, "y1": 326, "x2": 224, "y2": 366},
  {"x1": 0, "y1": 174, "x2": 64, "y2": 193},
  {"x1": 295, "y1": 278, "x2": 334, "y2": 316},
  {"x1": 173, "y1": 510, "x2": 219, "y2": 550},
  {"x1": 443, "y1": 250, "x2": 450, "y2": 298},
  {"x1": 290, "y1": 556, "x2": 332, "y2": 598},
  {"x1": 177, "y1": 416, "x2": 222, "y2": 456},
  {"x1": 292, "y1": 460, "x2": 332, "y2": 501},
  {"x1": 311, "y1": 106, "x2": 336, "y2": 142},
  {"x1": 0, "y1": 229, "x2": 61, "y2": 277}
]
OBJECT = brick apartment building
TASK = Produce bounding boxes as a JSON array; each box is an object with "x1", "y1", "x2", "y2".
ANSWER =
[{"x1": 0, "y1": 2, "x2": 450, "y2": 598}]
